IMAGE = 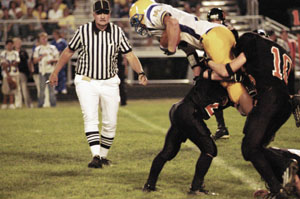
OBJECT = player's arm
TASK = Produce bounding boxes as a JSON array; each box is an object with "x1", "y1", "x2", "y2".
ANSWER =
[
  {"x1": 207, "y1": 52, "x2": 247, "y2": 78},
  {"x1": 49, "y1": 47, "x2": 74, "y2": 86},
  {"x1": 124, "y1": 51, "x2": 148, "y2": 86},
  {"x1": 163, "y1": 15, "x2": 180, "y2": 54}
]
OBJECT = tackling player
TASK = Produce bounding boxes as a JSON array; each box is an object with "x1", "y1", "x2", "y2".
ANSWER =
[
  {"x1": 143, "y1": 77, "x2": 230, "y2": 195},
  {"x1": 129, "y1": 0, "x2": 253, "y2": 115},
  {"x1": 203, "y1": 31, "x2": 299, "y2": 198}
]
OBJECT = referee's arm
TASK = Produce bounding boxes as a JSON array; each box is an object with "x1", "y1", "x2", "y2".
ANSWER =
[
  {"x1": 49, "y1": 47, "x2": 75, "y2": 86},
  {"x1": 124, "y1": 51, "x2": 148, "y2": 86}
]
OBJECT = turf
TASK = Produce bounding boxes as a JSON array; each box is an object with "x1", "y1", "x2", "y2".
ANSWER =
[{"x1": 0, "y1": 99, "x2": 299, "y2": 199}]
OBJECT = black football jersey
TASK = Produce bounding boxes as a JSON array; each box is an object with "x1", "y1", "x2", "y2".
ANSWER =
[
  {"x1": 235, "y1": 32, "x2": 292, "y2": 92},
  {"x1": 184, "y1": 79, "x2": 228, "y2": 120}
]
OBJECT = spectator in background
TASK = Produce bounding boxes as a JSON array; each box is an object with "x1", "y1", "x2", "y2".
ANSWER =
[
  {"x1": 0, "y1": 39, "x2": 20, "y2": 110},
  {"x1": 8, "y1": 1, "x2": 23, "y2": 37},
  {"x1": 50, "y1": 29, "x2": 68, "y2": 94},
  {"x1": 33, "y1": 4, "x2": 47, "y2": 20},
  {"x1": 277, "y1": 30, "x2": 290, "y2": 53},
  {"x1": 63, "y1": 0, "x2": 76, "y2": 11},
  {"x1": 47, "y1": 2, "x2": 63, "y2": 34},
  {"x1": 278, "y1": 29, "x2": 296, "y2": 95},
  {"x1": 58, "y1": 7, "x2": 76, "y2": 35},
  {"x1": 2, "y1": 0, "x2": 12, "y2": 9},
  {"x1": 25, "y1": 0, "x2": 36, "y2": 9},
  {"x1": 33, "y1": 32, "x2": 59, "y2": 108},
  {"x1": 0, "y1": 2, "x2": 4, "y2": 19},
  {"x1": 182, "y1": 2, "x2": 192, "y2": 13},
  {"x1": 33, "y1": 3, "x2": 47, "y2": 32},
  {"x1": 267, "y1": 30, "x2": 277, "y2": 42},
  {"x1": 21, "y1": 7, "x2": 43, "y2": 41},
  {"x1": 0, "y1": 8, "x2": 14, "y2": 42},
  {"x1": 29, "y1": 39, "x2": 41, "y2": 102},
  {"x1": 15, "y1": 0, "x2": 28, "y2": 16},
  {"x1": 13, "y1": 37, "x2": 33, "y2": 108}
]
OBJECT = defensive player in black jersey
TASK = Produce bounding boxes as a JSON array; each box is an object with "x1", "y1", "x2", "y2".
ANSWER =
[
  {"x1": 205, "y1": 31, "x2": 297, "y2": 198},
  {"x1": 143, "y1": 78, "x2": 229, "y2": 195}
]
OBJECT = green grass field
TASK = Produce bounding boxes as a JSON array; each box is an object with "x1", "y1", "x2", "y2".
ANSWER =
[{"x1": 0, "y1": 99, "x2": 299, "y2": 199}]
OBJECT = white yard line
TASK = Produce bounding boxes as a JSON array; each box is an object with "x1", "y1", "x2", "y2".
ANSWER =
[{"x1": 119, "y1": 108, "x2": 264, "y2": 190}]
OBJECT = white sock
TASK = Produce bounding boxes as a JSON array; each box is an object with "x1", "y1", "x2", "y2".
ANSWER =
[
  {"x1": 90, "y1": 145, "x2": 100, "y2": 157},
  {"x1": 100, "y1": 147, "x2": 109, "y2": 158}
]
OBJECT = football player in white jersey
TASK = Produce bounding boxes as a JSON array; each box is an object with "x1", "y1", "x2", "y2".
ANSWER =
[
  {"x1": 129, "y1": 0, "x2": 253, "y2": 115},
  {"x1": 0, "y1": 39, "x2": 20, "y2": 109}
]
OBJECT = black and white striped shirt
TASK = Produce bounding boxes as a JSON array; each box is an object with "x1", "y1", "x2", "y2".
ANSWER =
[{"x1": 69, "y1": 21, "x2": 132, "y2": 79}]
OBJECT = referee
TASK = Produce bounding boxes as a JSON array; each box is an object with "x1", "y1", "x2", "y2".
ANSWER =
[{"x1": 49, "y1": 0, "x2": 148, "y2": 168}]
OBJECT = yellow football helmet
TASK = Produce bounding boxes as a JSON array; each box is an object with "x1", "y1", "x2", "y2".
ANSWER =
[{"x1": 129, "y1": 0, "x2": 156, "y2": 36}]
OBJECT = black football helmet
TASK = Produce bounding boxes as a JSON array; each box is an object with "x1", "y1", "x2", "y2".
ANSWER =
[
  {"x1": 253, "y1": 29, "x2": 268, "y2": 37},
  {"x1": 207, "y1": 8, "x2": 225, "y2": 22}
]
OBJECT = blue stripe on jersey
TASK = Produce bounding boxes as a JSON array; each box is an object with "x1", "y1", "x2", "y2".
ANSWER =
[
  {"x1": 179, "y1": 24, "x2": 201, "y2": 40},
  {"x1": 146, "y1": 4, "x2": 158, "y2": 26}
]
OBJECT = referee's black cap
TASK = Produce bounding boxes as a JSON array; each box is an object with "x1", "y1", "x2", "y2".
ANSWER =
[{"x1": 93, "y1": 0, "x2": 110, "y2": 13}]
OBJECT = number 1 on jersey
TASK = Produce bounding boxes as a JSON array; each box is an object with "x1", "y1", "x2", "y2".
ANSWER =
[{"x1": 271, "y1": 46, "x2": 292, "y2": 85}]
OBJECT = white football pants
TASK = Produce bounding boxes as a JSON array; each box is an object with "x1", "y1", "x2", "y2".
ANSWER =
[{"x1": 74, "y1": 74, "x2": 120, "y2": 156}]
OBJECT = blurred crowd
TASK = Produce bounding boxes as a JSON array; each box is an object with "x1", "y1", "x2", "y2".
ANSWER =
[{"x1": 0, "y1": 0, "x2": 76, "y2": 41}]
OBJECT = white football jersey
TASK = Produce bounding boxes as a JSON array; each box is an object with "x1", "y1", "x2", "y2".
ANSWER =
[
  {"x1": 33, "y1": 44, "x2": 59, "y2": 75},
  {"x1": 144, "y1": 3, "x2": 224, "y2": 49},
  {"x1": 288, "y1": 149, "x2": 300, "y2": 157},
  {"x1": 0, "y1": 50, "x2": 20, "y2": 77}
]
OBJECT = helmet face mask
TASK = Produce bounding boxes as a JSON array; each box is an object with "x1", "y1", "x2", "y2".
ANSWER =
[
  {"x1": 130, "y1": 13, "x2": 150, "y2": 37},
  {"x1": 129, "y1": 0, "x2": 155, "y2": 37}
]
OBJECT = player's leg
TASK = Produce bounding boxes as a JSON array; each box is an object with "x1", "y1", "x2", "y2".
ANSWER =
[
  {"x1": 242, "y1": 89, "x2": 291, "y2": 195},
  {"x1": 98, "y1": 75, "x2": 120, "y2": 165},
  {"x1": 143, "y1": 103, "x2": 184, "y2": 191},
  {"x1": 74, "y1": 75, "x2": 101, "y2": 168},
  {"x1": 143, "y1": 125, "x2": 183, "y2": 192},
  {"x1": 38, "y1": 73, "x2": 46, "y2": 108},
  {"x1": 185, "y1": 116, "x2": 217, "y2": 194}
]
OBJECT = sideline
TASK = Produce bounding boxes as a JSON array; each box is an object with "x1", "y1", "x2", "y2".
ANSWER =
[{"x1": 119, "y1": 108, "x2": 264, "y2": 190}]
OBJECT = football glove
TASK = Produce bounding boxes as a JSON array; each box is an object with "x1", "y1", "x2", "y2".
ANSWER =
[{"x1": 159, "y1": 45, "x2": 176, "y2": 55}]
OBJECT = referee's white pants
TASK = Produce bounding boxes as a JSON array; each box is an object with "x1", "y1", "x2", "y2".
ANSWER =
[{"x1": 74, "y1": 74, "x2": 120, "y2": 138}]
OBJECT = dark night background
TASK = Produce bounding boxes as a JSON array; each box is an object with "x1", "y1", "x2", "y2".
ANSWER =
[{"x1": 259, "y1": 0, "x2": 300, "y2": 27}]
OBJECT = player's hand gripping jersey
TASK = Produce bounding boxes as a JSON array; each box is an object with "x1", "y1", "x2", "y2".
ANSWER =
[{"x1": 235, "y1": 32, "x2": 292, "y2": 93}]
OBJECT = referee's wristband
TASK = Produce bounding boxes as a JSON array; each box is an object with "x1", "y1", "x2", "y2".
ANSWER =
[{"x1": 138, "y1": 72, "x2": 146, "y2": 76}]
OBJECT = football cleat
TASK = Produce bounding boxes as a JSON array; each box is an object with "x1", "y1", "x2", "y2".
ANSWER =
[
  {"x1": 291, "y1": 94, "x2": 300, "y2": 128},
  {"x1": 213, "y1": 126, "x2": 230, "y2": 140},
  {"x1": 88, "y1": 156, "x2": 102, "y2": 168},
  {"x1": 143, "y1": 183, "x2": 156, "y2": 192},
  {"x1": 262, "y1": 188, "x2": 289, "y2": 199},
  {"x1": 188, "y1": 186, "x2": 210, "y2": 196},
  {"x1": 282, "y1": 159, "x2": 299, "y2": 195},
  {"x1": 100, "y1": 157, "x2": 112, "y2": 166}
]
